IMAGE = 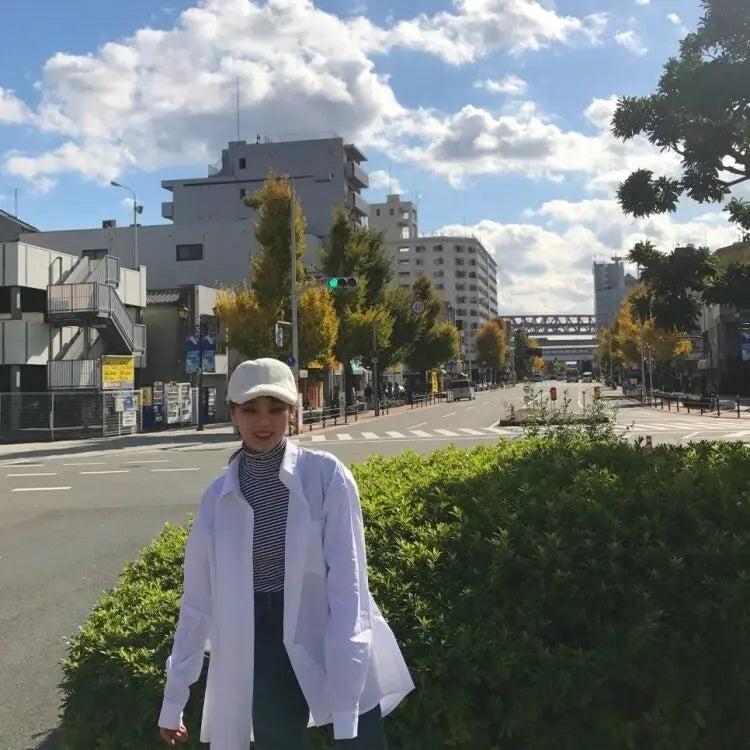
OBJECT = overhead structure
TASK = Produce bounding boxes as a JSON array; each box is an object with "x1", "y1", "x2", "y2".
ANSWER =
[{"x1": 502, "y1": 315, "x2": 596, "y2": 337}]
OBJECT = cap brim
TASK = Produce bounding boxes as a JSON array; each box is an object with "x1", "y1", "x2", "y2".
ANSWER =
[{"x1": 230, "y1": 384, "x2": 298, "y2": 406}]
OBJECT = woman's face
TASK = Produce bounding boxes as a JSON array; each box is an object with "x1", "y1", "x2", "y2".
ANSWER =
[{"x1": 232, "y1": 397, "x2": 290, "y2": 452}]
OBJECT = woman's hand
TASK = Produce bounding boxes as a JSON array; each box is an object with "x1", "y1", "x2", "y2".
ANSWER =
[{"x1": 159, "y1": 723, "x2": 189, "y2": 745}]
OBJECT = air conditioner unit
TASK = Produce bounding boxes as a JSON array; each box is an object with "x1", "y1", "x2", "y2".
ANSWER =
[{"x1": 102, "y1": 219, "x2": 117, "y2": 228}]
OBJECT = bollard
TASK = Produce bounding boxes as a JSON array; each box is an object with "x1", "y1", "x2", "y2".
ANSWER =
[
  {"x1": 645, "y1": 435, "x2": 652, "y2": 449},
  {"x1": 738, "y1": 396, "x2": 742, "y2": 419}
]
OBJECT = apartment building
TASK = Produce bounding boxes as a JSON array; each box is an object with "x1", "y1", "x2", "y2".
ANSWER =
[
  {"x1": 388, "y1": 236, "x2": 499, "y2": 362},
  {"x1": 0, "y1": 238, "x2": 145, "y2": 392},
  {"x1": 593, "y1": 259, "x2": 628, "y2": 331},
  {"x1": 368, "y1": 193, "x2": 418, "y2": 243},
  {"x1": 24, "y1": 135, "x2": 370, "y2": 288}
]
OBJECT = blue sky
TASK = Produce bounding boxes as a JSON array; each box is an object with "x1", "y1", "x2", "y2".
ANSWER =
[{"x1": 0, "y1": 0, "x2": 741, "y2": 313}]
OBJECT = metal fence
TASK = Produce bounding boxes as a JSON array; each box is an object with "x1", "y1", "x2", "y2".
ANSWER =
[{"x1": 0, "y1": 390, "x2": 142, "y2": 443}]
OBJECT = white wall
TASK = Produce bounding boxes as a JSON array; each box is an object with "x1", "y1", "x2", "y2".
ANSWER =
[
  {"x1": 0, "y1": 242, "x2": 77, "y2": 290},
  {"x1": 23, "y1": 223, "x2": 325, "y2": 290},
  {"x1": 119, "y1": 266, "x2": 146, "y2": 307}
]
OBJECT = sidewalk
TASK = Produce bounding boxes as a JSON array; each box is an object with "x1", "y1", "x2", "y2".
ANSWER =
[{"x1": 628, "y1": 397, "x2": 750, "y2": 421}]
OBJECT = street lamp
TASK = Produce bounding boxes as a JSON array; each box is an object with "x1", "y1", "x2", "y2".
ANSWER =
[
  {"x1": 178, "y1": 304, "x2": 219, "y2": 432},
  {"x1": 110, "y1": 181, "x2": 142, "y2": 269}
]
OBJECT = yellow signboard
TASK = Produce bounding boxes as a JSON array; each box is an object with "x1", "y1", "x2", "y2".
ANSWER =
[
  {"x1": 430, "y1": 371, "x2": 438, "y2": 393},
  {"x1": 102, "y1": 356, "x2": 135, "y2": 390}
]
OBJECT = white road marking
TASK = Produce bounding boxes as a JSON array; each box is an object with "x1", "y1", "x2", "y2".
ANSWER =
[
  {"x1": 408, "y1": 422, "x2": 427, "y2": 429},
  {"x1": 483, "y1": 426, "x2": 506, "y2": 434},
  {"x1": 337, "y1": 433, "x2": 353, "y2": 441},
  {"x1": 12, "y1": 486, "x2": 71, "y2": 493},
  {"x1": 1, "y1": 462, "x2": 43, "y2": 468},
  {"x1": 434, "y1": 429, "x2": 458, "y2": 436},
  {"x1": 6, "y1": 472, "x2": 57, "y2": 477},
  {"x1": 311, "y1": 435, "x2": 326, "y2": 442},
  {"x1": 362, "y1": 432, "x2": 379, "y2": 440},
  {"x1": 123, "y1": 459, "x2": 169, "y2": 464},
  {"x1": 683, "y1": 432, "x2": 701, "y2": 441},
  {"x1": 151, "y1": 467, "x2": 201, "y2": 473},
  {"x1": 80, "y1": 470, "x2": 130, "y2": 475},
  {"x1": 457, "y1": 428, "x2": 484, "y2": 435},
  {"x1": 64, "y1": 462, "x2": 106, "y2": 466},
  {"x1": 442, "y1": 411, "x2": 457, "y2": 418},
  {"x1": 724, "y1": 430, "x2": 750, "y2": 439},
  {"x1": 386, "y1": 431, "x2": 406, "y2": 438},
  {"x1": 467, "y1": 406, "x2": 476, "y2": 410},
  {"x1": 410, "y1": 429, "x2": 432, "y2": 437}
]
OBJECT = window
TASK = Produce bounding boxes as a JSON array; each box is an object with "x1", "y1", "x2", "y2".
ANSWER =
[
  {"x1": 415, "y1": 258, "x2": 424, "y2": 266},
  {"x1": 433, "y1": 270, "x2": 444, "y2": 278},
  {"x1": 470, "y1": 309, "x2": 478, "y2": 317},
  {"x1": 399, "y1": 246, "x2": 410, "y2": 253},
  {"x1": 435, "y1": 283, "x2": 444, "y2": 290},
  {"x1": 376, "y1": 208, "x2": 380, "y2": 216},
  {"x1": 399, "y1": 283, "x2": 410, "y2": 288},
  {"x1": 455, "y1": 244, "x2": 464, "y2": 253},
  {"x1": 433, "y1": 257, "x2": 444, "y2": 265},
  {"x1": 456, "y1": 308, "x2": 467, "y2": 316},
  {"x1": 433, "y1": 244, "x2": 443, "y2": 252},
  {"x1": 82, "y1": 248, "x2": 107, "y2": 260},
  {"x1": 455, "y1": 258, "x2": 465, "y2": 265},
  {"x1": 456, "y1": 296, "x2": 466, "y2": 304},
  {"x1": 239, "y1": 158, "x2": 246, "y2": 169},
  {"x1": 240, "y1": 188, "x2": 247, "y2": 199},
  {"x1": 469, "y1": 284, "x2": 477, "y2": 291},
  {"x1": 416, "y1": 245, "x2": 426, "y2": 253},
  {"x1": 398, "y1": 271, "x2": 411, "y2": 277},
  {"x1": 401, "y1": 210, "x2": 410, "y2": 219},
  {"x1": 176, "y1": 243, "x2": 204, "y2": 261},
  {"x1": 455, "y1": 271, "x2": 466, "y2": 278},
  {"x1": 469, "y1": 272, "x2": 477, "y2": 278},
  {"x1": 398, "y1": 258, "x2": 410, "y2": 265},
  {"x1": 400, "y1": 227, "x2": 410, "y2": 239},
  {"x1": 468, "y1": 246, "x2": 476, "y2": 254},
  {"x1": 455, "y1": 283, "x2": 465, "y2": 291},
  {"x1": 389, "y1": 208, "x2": 394, "y2": 215},
  {"x1": 469, "y1": 259, "x2": 477, "y2": 266}
]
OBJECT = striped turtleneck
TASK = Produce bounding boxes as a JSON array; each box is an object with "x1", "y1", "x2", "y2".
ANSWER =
[{"x1": 238, "y1": 438, "x2": 289, "y2": 592}]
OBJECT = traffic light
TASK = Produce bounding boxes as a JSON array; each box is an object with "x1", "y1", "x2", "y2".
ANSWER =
[{"x1": 326, "y1": 277, "x2": 358, "y2": 289}]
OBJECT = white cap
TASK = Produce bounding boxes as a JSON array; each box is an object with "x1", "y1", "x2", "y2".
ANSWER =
[{"x1": 227, "y1": 358, "x2": 298, "y2": 406}]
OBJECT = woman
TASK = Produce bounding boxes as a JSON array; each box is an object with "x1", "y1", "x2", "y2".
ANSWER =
[{"x1": 158, "y1": 358, "x2": 414, "y2": 749}]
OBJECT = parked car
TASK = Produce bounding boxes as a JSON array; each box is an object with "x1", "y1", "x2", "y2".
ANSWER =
[
  {"x1": 581, "y1": 371, "x2": 593, "y2": 383},
  {"x1": 449, "y1": 379, "x2": 475, "y2": 401}
]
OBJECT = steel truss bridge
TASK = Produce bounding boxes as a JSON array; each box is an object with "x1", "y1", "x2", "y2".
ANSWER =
[{"x1": 502, "y1": 315, "x2": 596, "y2": 337}]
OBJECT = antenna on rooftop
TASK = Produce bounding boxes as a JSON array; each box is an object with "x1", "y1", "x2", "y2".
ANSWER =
[
  {"x1": 388, "y1": 164, "x2": 393, "y2": 194},
  {"x1": 13, "y1": 188, "x2": 18, "y2": 218},
  {"x1": 235, "y1": 77, "x2": 240, "y2": 141}
]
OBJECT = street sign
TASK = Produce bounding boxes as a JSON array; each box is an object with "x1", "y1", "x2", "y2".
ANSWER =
[
  {"x1": 411, "y1": 300, "x2": 426, "y2": 315},
  {"x1": 287, "y1": 355, "x2": 296, "y2": 366}
]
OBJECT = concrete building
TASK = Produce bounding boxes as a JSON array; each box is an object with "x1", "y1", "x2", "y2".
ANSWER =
[
  {"x1": 0, "y1": 209, "x2": 37, "y2": 242},
  {"x1": 368, "y1": 194, "x2": 418, "y2": 243},
  {"x1": 0, "y1": 239, "x2": 145, "y2": 391},
  {"x1": 162, "y1": 135, "x2": 369, "y2": 236},
  {"x1": 593, "y1": 259, "x2": 627, "y2": 330},
  {"x1": 23, "y1": 135, "x2": 370, "y2": 289}
]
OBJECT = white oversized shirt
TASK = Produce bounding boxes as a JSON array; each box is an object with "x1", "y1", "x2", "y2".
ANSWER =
[{"x1": 158, "y1": 440, "x2": 414, "y2": 750}]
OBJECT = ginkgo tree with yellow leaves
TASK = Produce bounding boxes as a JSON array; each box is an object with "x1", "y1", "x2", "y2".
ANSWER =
[
  {"x1": 214, "y1": 174, "x2": 339, "y2": 366},
  {"x1": 602, "y1": 283, "x2": 693, "y2": 386}
]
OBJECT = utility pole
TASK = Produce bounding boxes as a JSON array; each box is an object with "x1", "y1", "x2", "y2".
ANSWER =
[
  {"x1": 372, "y1": 319, "x2": 380, "y2": 417},
  {"x1": 290, "y1": 181, "x2": 300, "y2": 387}
]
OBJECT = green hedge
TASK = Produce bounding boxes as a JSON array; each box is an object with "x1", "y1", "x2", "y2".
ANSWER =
[{"x1": 60, "y1": 437, "x2": 750, "y2": 749}]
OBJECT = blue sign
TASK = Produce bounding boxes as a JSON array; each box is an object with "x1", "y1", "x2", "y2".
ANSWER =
[
  {"x1": 185, "y1": 332, "x2": 217, "y2": 374},
  {"x1": 446, "y1": 360, "x2": 456, "y2": 374},
  {"x1": 287, "y1": 355, "x2": 296, "y2": 367}
]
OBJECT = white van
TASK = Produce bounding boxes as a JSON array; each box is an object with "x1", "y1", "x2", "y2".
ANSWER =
[{"x1": 450, "y1": 379, "x2": 475, "y2": 401}]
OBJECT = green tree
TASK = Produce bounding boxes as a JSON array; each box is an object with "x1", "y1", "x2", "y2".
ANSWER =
[
  {"x1": 318, "y1": 206, "x2": 394, "y2": 402},
  {"x1": 404, "y1": 275, "x2": 460, "y2": 374},
  {"x1": 513, "y1": 329, "x2": 531, "y2": 379},
  {"x1": 214, "y1": 174, "x2": 338, "y2": 365},
  {"x1": 474, "y1": 320, "x2": 506, "y2": 373},
  {"x1": 612, "y1": 0, "x2": 749, "y2": 304}
]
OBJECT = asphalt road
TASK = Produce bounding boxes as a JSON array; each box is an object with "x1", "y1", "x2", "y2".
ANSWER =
[{"x1": 0, "y1": 382, "x2": 747, "y2": 748}]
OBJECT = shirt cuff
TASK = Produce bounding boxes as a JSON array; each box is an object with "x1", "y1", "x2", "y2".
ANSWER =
[
  {"x1": 158, "y1": 700, "x2": 184, "y2": 731},
  {"x1": 332, "y1": 709, "x2": 360, "y2": 740}
]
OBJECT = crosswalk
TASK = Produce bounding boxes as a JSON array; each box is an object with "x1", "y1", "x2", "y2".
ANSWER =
[
  {"x1": 300, "y1": 426, "x2": 513, "y2": 443},
  {"x1": 618, "y1": 418, "x2": 744, "y2": 433}
]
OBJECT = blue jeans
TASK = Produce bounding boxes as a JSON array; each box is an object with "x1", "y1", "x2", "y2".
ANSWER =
[{"x1": 253, "y1": 591, "x2": 388, "y2": 750}]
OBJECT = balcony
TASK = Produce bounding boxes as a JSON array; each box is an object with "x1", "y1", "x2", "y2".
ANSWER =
[
  {"x1": 346, "y1": 191, "x2": 369, "y2": 217},
  {"x1": 345, "y1": 161, "x2": 369, "y2": 189},
  {"x1": 162, "y1": 201, "x2": 174, "y2": 220}
]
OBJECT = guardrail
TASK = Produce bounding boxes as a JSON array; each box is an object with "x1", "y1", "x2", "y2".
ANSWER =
[{"x1": 623, "y1": 386, "x2": 747, "y2": 418}]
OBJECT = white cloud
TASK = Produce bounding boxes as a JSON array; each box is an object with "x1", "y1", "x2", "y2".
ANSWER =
[
  {"x1": 635, "y1": 0, "x2": 649, "y2": 5},
  {"x1": 667, "y1": 12, "x2": 681, "y2": 24},
  {"x1": 0, "y1": 87, "x2": 31, "y2": 124},
  {"x1": 474, "y1": 75, "x2": 527, "y2": 96},
  {"x1": 368, "y1": 169, "x2": 403, "y2": 194},
  {"x1": 614, "y1": 29, "x2": 648, "y2": 56},
  {"x1": 383, "y1": 96, "x2": 680, "y2": 192},
  {"x1": 2, "y1": 0, "x2": 611, "y2": 187},
  {"x1": 437, "y1": 201, "x2": 741, "y2": 313}
]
